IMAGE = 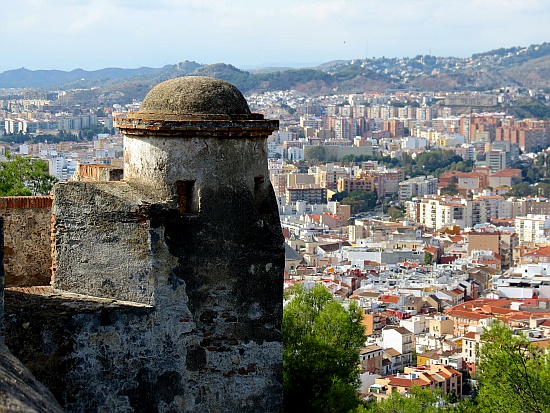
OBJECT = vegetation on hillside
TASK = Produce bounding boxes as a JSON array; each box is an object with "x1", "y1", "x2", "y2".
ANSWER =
[
  {"x1": 283, "y1": 286, "x2": 550, "y2": 413},
  {"x1": 283, "y1": 284, "x2": 367, "y2": 413},
  {"x1": 332, "y1": 190, "x2": 378, "y2": 214},
  {"x1": 3, "y1": 42, "x2": 549, "y2": 105},
  {"x1": 476, "y1": 323, "x2": 550, "y2": 413},
  {"x1": 307, "y1": 149, "x2": 472, "y2": 180}
]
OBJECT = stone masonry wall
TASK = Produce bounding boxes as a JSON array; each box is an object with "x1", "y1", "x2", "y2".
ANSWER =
[
  {"x1": 7, "y1": 173, "x2": 284, "y2": 412},
  {"x1": 0, "y1": 197, "x2": 52, "y2": 287},
  {"x1": 3, "y1": 76, "x2": 284, "y2": 412}
]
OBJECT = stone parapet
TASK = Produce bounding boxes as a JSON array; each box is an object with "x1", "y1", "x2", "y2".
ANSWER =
[
  {"x1": 0, "y1": 197, "x2": 53, "y2": 287},
  {"x1": 5, "y1": 76, "x2": 284, "y2": 412}
]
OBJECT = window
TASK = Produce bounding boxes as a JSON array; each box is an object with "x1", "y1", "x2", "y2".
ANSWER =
[{"x1": 175, "y1": 180, "x2": 197, "y2": 213}]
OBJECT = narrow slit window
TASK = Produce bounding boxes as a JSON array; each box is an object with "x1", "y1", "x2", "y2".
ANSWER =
[{"x1": 175, "y1": 180, "x2": 196, "y2": 213}]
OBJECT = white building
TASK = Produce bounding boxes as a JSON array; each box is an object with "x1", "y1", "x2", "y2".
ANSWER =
[
  {"x1": 408, "y1": 195, "x2": 488, "y2": 230},
  {"x1": 514, "y1": 214, "x2": 550, "y2": 242},
  {"x1": 381, "y1": 326, "x2": 414, "y2": 370},
  {"x1": 398, "y1": 176, "x2": 438, "y2": 202}
]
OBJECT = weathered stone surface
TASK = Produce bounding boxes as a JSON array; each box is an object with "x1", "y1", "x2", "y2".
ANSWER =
[
  {"x1": 0, "y1": 197, "x2": 52, "y2": 287},
  {"x1": 0, "y1": 345, "x2": 64, "y2": 413},
  {"x1": 0, "y1": 217, "x2": 64, "y2": 413},
  {"x1": 51, "y1": 182, "x2": 166, "y2": 305},
  {"x1": 4, "y1": 76, "x2": 283, "y2": 412},
  {"x1": 138, "y1": 76, "x2": 251, "y2": 116}
]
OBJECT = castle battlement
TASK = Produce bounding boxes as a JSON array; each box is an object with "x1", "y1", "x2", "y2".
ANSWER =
[{"x1": 1, "y1": 76, "x2": 284, "y2": 413}]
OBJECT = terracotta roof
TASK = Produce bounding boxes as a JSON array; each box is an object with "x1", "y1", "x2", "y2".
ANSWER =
[
  {"x1": 384, "y1": 348, "x2": 401, "y2": 357},
  {"x1": 490, "y1": 168, "x2": 522, "y2": 178},
  {"x1": 531, "y1": 339, "x2": 550, "y2": 348},
  {"x1": 361, "y1": 345, "x2": 383, "y2": 354},
  {"x1": 446, "y1": 309, "x2": 491, "y2": 320},
  {"x1": 423, "y1": 246, "x2": 439, "y2": 254},
  {"x1": 379, "y1": 295, "x2": 399, "y2": 304},
  {"x1": 524, "y1": 246, "x2": 550, "y2": 257},
  {"x1": 388, "y1": 377, "x2": 430, "y2": 387},
  {"x1": 424, "y1": 372, "x2": 445, "y2": 382},
  {"x1": 384, "y1": 326, "x2": 412, "y2": 335}
]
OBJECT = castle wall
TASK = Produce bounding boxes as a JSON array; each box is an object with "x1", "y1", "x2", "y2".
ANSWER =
[
  {"x1": 70, "y1": 164, "x2": 123, "y2": 182},
  {"x1": 0, "y1": 219, "x2": 65, "y2": 413},
  {"x1": 3, "y1": 76, "x2": 284, "y2": 413},
  {"x1": 5, "y1": 285, "x2": 281, "y2": 413},
  {"x1": 0, "y1": 196, "x2": 52, "y2": 287},
  {"x1": 51, "y1": 182, "x2": 162, "y2": 305},
  {"x1": 8, "y1": 174, "x2": 284, "y2": 412}
]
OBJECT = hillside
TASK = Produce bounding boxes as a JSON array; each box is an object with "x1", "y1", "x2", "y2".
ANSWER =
[
  {"x1": 1, "y1": 42, "x2": 548, "y2": 105},
  {"x1": 0, "y1": 66, "x2": 167, "y2": 89}
]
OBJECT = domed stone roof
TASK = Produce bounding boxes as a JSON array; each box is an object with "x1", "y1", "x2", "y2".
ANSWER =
[{"x1": 138, "y1": 76, "x2": 251, "y2": 116}]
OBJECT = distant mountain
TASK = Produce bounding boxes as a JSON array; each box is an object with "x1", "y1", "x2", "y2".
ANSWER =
[
  {"x1": 0, "y1": 66, "x2": 167, "y2": 88},
  {"x1": 247, "y1": 66, "x2": 295, "y2": 74},
  {"x1": 2, "y1": 43, "x2": 548, "y2": 104}
]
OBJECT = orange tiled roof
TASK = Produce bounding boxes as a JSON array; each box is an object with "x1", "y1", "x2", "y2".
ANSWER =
[
  {"x1": 490, "y1": 168, "x2": 522, "y2": 178},
  {"x1": 384, "y1": 348, "x2": 401, "y2": 357},
  {"x1": 379, "y1": 295, "x2": 399, "y2": 304},
  {"x1": 388, "y1": 377, "x2": 430, "y2": 387},
  {"x1": 463, "y1": 332, "x2": 478, "y2": 340},
  {"x1": 524, "y1": 246, "x2": 550, "y2": 257}
]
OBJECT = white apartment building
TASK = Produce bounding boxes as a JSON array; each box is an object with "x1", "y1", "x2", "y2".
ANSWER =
[
  {"x1": 398, "y1": 175, "x2": 438, "y2": 202},
  {"x1": 514, "y1": 214, "x2": 550, "y2": 243},
  {"x1": 313, "y1": 164, "x2": 350, "y2": 190},
  {"x1": 475, "y1": 195, "x2": 511, "y2": 219},
  {"x1": 287, "y1": 147, "x2": 304, "y2": 161},
  {"x1": 407, "y1": 195, "x2": 488, "y2": 230},
  {"x1": 381, "y1": 326, "x2": 414, "y2": 370},
  {"x1": 49, "y1": 156, "x2": 78, "y2": 181},
  {"x1": 401, "y1": 137, "x2": 428, "y2": 150},
  {"x1": 4, "y1": 118, "x2": 26, "y2": 134}
]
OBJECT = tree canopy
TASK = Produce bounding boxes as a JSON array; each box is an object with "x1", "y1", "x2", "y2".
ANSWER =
[
  {"x1": 340, "y1": 190, "x2": 378, "y2": 213},
  {"x1": 282, "y1": 290, "x2": 550, "y2": 413},
  {"x1": 0, "y1": 155, "x2": 57, "y2": 196},
  {"x1": 358, "y1": 386, "x2": 457, "y2": 413},
  {"x1": 401, "y1": 150, "x2": 468, "y2": 178},
  {"x1": 305, "y1": 145, "x2": 328, "y2": 163},
  {"x1": 283, "y1": 284, "x2": 367, "y2": 413},
  {"x1": 476, "y1": 323, "x2": 550, "y2": 413}
]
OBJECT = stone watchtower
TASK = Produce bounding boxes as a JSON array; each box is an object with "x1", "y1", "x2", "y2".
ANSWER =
[{"x1": 9, "y1": 76, "x2": 284, "y2": 412}]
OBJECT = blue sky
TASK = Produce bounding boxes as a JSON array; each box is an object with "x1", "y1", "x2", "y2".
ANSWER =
[{"x1": 1, "y1": 0, "x2": 549, "y2": 73}]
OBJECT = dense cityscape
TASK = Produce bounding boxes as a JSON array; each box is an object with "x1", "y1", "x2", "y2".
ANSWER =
[{"x1": 1, "y1": 44, "x2": 550, "y2": 412}]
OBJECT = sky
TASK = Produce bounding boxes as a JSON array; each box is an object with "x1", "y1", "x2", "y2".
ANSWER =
[{"x1": 1, "y1": 0, "x2": 549, "y2": 73}]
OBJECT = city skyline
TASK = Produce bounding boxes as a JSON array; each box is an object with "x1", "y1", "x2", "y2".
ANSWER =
[{"x1": 1, "y1": 0, "x2": 549, "y2": 74}]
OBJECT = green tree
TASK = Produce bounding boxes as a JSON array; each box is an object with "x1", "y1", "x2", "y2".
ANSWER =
[
  {"x1": 331, "y1": 191, "x2": 349, "y2": 202},
  {"x1": 0, "y1": 155, "x2": 58, "y2": 196},
  {"x1": 423, "y1": 251, "x2": 433, "y2": 265},
  {"x1": 476, "y1": 323, "x2": 550, "y2": 413},
  {"x1": 505, "y1": 182, "x2": 534, "y2": 198},
  {"x1": 358, "y1": 386, "x2": 450, "y2": 413},
  {"x1": 341, "y1": 190, "x2": 378, "y2": 214},
  {"x1": 535, "y1": 182, "x2": 550, "y2": 198},
  {"x1": 440, "y1": 180, "x2": 459, "y2": 196},
  {"x1": 305, "y1": 146, "x2": 327, "y2": 163},
  {"x1": 387, "y1": 206, "x2": 404, "y2": 220},
  {"x1": 283, "y1": 284, "x2": 367, "y2": 413}
]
